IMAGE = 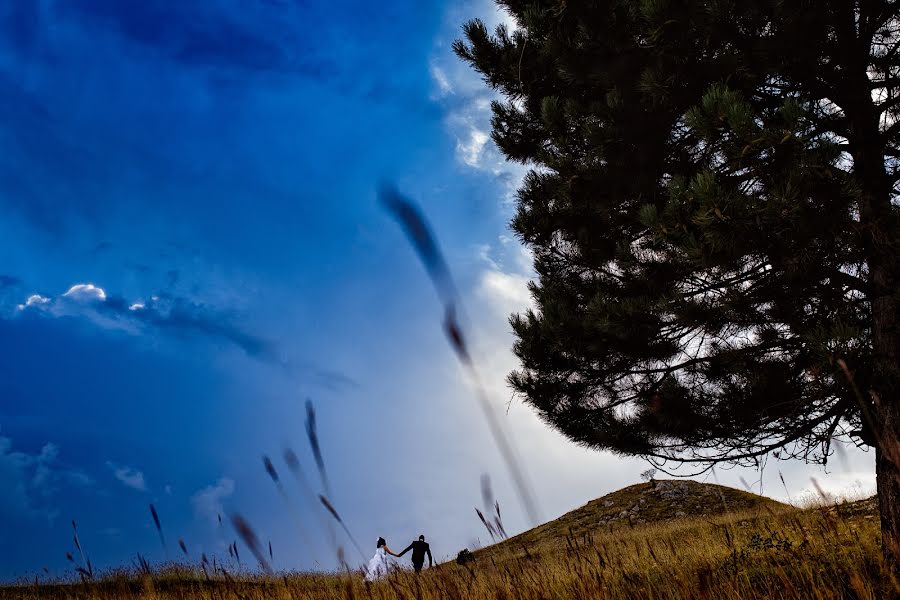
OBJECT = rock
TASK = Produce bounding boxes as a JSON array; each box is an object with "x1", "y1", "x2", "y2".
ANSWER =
[{"x1": 602, "y1": 500, "x2": 615, "y2": 507}]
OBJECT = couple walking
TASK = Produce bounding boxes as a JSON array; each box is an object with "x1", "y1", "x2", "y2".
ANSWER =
[{"x1": 364, "y1": 534, "x2": 433, "y2": 581}]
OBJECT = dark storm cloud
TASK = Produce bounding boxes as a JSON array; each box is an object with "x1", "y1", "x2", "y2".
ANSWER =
[
  {"x1": 50, "y1": 0, "x2": 328, "y2": 75},
  {"x1": 0, "y1": 0, "x2": 333, "y2": 234},
  {"x1": 0, "y1": 275, "x2": 21, "y2": 289}
]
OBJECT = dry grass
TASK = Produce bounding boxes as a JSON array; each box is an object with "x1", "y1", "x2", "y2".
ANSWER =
[{"x1": 4, "y1": 488, "x2": 896, "y2": 600}]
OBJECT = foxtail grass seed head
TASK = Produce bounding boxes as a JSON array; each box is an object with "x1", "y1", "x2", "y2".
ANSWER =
[
  {"x1": 382, "y1": 184, "x2": 540, "y2": 526},
  {"x1": 149, "y1": 504, "x2": 161, "y2": 532},
  {"x1": 149, "y1": 504, "x2": 166, "y2": 551},
  {"x1": 379, "y1": 182, "x2": 456, "y2": 303},
  {"x1": 263, "y1": 455, "x2": 280, "y2": 483},
  {"x1": 284, "y1": 448, "x2": 300, "y2": 471},
  {"x1": 231, "y1": 514, "x2": 273, "y2": 574},
  {"x1": 319, "y1": 495, "x2": 366, "y2": 561},
  {"x1": 319, "y1": 495, "x2": 342, "y2": 524},
  {"x1": 305, "y1": 399, "x2": 330, "y2": 495}
]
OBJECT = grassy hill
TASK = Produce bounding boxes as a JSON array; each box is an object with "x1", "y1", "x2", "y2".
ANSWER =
[
  {"x1": 479, "y1": 479, "x2": 788, "y2": 559},
  {"x1": 3, "y1": 481, "x2": 895, "y2": 600}
]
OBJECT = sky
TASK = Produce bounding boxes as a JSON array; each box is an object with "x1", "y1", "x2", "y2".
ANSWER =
[{"x1": 0, "y1": 0, "x2": 878, "y2": 580}]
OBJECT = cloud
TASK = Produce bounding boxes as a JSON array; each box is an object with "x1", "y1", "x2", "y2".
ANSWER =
[
  {"x1": 106, "y1": 461, "x2": 147, "y2": 491},
  {"x1": 128, "y1": 295, "x2": 272, "y2": 358},
  {"x1": 15, "y1": 283, "x2": 107, "y2": 312},
  {"x1": 477, "y1": 243, "x2": 535, "y2": 318},
  {"x1": 430, "y1": 63, "x2": 453, "y2": 96},
  {"x1": 0, "y1": 275, "x2": 20, "y2": 289},
  {"x1": 429, "y1": 12, "x2": 529, "y2": 203},
  {"x1": 17, "y1": 294, "x2": 50, "y2": 310},
  {"x1": 47, "y1": 1, "x2": 316, "y2": 75},
  {"x1": 62, "y1": 283, "x2": 107, "y2": 302},
  {"x1": 12, "y1": 284, "x2": 275, "y2": 360},
  {"x1": 480, "y1": 269, "x2": 533, "y2": 316},
  {"x1": 457, "y1": 126, "x2": 489, "y2": 168},
  {"x1": 0, "y1": 0, "x2": 347, "y2": 237},
  {"x1": 0, "y1": 433, "x2": 90, "y2": 521},
  {"x1": 6, "y1": 281, "x2": 357, "y2": 392},
  {"x1": 191, "y1": 477, "x2": 235, "y2": 524}
]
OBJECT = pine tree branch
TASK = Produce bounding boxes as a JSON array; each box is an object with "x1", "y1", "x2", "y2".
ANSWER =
[
  {"x1": 680, "y1": 264, "x2": 771, "y2": 299},
  {"x1": 643, "y1": 409, "x2": 842, "y2": 464},
  {"x1": 869, "y1": 77, "x2": 900, "y2": 88},
  {"x1": 882, "y1": 118, "x2": 900, "y2": 140}
]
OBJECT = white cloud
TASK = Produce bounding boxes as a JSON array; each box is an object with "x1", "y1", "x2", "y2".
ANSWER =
[
  {"x1": 62, "y1": 283, "x2": 107, "y2": 302},
  {"x1": 129, "y1": 302, "x2": 145, "y2": 311},
  {"x1": 476, "y1": 242, "x2": 535, "y2": 318},
  {"x1": 192, "y1": 477, "x2": 235, "y2": 524},
  {"x1": 457, "y1": 126, "x2": 489, "y2": 167},
  {"x1": 106, "y1": 461, "x2": 147, "y2": 491},
  {"x1": 480, "y1": 269, "x2": 533, "y2": 317},
  {"x1": 17, "y1": 294, "x2": 50, "y2": 311},
  {"x1": 476, "y1": 244, "x2": 499, "y2": 269},
  {"x1": 430, "y1": 63, "x2": 453, "y2": 96},
  {"x1": 430, "y1": 1, "x2": 525, "y2": 180},
  {"x1": 25, "y1": 294, "x2": 50, "y2": 306},
  {"x1": 430, "y1": 31, "x2": 529, "y2": 201}
]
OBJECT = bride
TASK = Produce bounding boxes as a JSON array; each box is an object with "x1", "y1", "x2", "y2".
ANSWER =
[{"x1": 364, "y1": 537, "x2": 399, "y2": 581}]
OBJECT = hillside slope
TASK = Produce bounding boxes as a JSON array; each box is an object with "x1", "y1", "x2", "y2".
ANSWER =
[
  {"x1": 478, "y1": 480, "x2": 789, "y2": 558},
  {"x1": 1, "y1": 483, "x2": 889, "y2": 599}
]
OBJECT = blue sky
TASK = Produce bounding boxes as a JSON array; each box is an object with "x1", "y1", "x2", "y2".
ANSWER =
[{"x1": 0, "y1": 0, "x2": 877, "y2": 580}]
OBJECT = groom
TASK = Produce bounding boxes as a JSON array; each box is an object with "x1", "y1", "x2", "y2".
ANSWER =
[{"x1": 397, "y1": 534, "x2": 433, "y2": 573}]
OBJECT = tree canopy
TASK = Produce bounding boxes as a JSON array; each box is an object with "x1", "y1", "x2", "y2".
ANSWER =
[{"x1": 455, "y1": 0, "x2": 900, "y2": 564}]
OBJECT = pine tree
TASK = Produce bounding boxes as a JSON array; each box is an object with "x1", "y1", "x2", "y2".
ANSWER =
[{"x1": 455, "y1": 0, "x2": 900, "y2": 568}]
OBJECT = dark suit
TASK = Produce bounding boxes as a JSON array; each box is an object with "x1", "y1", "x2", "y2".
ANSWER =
[{"x1": 398, "y1": 539, "x2": 432, "y2": 572}]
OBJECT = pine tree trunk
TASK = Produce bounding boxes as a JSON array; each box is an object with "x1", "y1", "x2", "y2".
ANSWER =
[
  {"x1": 844, "y1": 168, "x2": 898, "y2": 575},
  {"x1": 865, "y1": 174, "x2": 900, "y2": 576},
  {"x1": 861, "y1": 196, "x2": 900, "y2": 577},
  {"x1": 871, "y1": 258, "x2": 900, "y2": 574},
  {"x1": 845, "y1": 56, "x2": 900, "y2": 571},
  {"x1": 875, "y1": 415, "x2": 900, "y2": 573},
  {"x1": 864, "y1": 189, "x2": 900, "y2": 575}
]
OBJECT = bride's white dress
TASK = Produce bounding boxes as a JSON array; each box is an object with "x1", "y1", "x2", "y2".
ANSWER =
[{"x1": 364, "y1": 547, "x2": 395, "y2": 581}]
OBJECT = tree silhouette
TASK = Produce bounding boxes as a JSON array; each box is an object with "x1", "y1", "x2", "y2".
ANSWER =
[{"x1": 455, "y1": 0, "x2": 900, "y2": 568}]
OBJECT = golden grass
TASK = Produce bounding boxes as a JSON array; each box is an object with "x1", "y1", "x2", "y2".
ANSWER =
[{"x1": 4, "y1": 496, "x2": 896, "y2": 600}]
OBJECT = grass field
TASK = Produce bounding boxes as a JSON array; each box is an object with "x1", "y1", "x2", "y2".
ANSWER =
[{"x1": 3, "y1": 482, "x2": 897, "y2": 599}]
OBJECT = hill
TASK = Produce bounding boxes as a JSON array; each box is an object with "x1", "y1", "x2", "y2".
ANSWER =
[
  {"x1": 1, "y1": 482, "x2": 893, "y2": 599},
  {"x1": 478, "y1": 480, "x2": 788, "y2": 559}
]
